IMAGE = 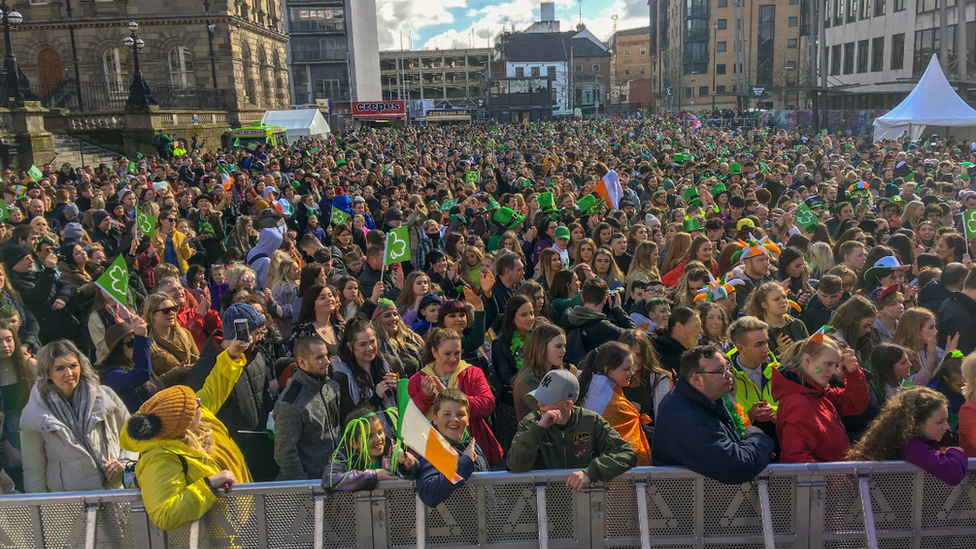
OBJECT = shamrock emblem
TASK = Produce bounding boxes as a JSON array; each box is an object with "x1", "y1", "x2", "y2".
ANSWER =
[
  {"x1": 137, "y1": 214, "x2": 153, "y2": 234},
  {"x1": 794, "y1": 208, "x2": 815, "y2": 226},
  {"x1": 108, "y1": 264, "x2": 129, "y2": 295},
  {"x1": 388, "y1": 231, "x2": 407, "y2": 260}
]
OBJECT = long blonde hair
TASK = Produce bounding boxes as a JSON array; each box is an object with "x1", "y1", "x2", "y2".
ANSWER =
[
  {"x1": 891, "y1": 307, "x2": 936, "y2": 353},
  {"x1": 266, "y1": 256, "x2": 298, "y2": 293}
]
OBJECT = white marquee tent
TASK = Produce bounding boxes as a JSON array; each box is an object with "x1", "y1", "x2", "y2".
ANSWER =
[
  {"x1": 261, "y1": 109, "x2": 331, "y2": 143},
  {"x1": 872, "y1": 55, "x2": 976, "y2": 142}
]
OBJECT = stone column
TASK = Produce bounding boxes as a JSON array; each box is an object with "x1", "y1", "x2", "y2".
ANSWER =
[{"x1": 5, "y1": 102, "x2": 55, "y2": 170}]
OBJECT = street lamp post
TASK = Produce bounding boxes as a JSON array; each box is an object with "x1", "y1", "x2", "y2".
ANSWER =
[
  {"x1": 1, "y1": 0, "x2": 35, "y2": 102},
  {"x1": 63, "y1": 0, "x2": 84, "y2": 111},
  {"x1": 123, "y1": 20, "x2": 156, "y2": 106},
  {"x1": 203, "y1": 0, "x2": 218, "y2": 90}
]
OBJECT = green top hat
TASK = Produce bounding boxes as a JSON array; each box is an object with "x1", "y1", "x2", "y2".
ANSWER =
[
  {"x1": 710, "y1": 182, "x2": 728, "y2": 198},
  {"x1": 673, "y1": 153, "x2": 693, "y2": 164},
  {"x1": 492, "y1": 207, "x2": 525, "y2": 229},
  {"x1": 682, "y1": 216, "x2": 703, "y2": 232},
  {"x1": 961, "y1": 162, "x2": 974, "y2": 180},
  {"x1": 538, "y1": 192, "x2": 555, "y2": 210},
  {"x1": 683, "y1": 186, "x2": 701, "y2": 207},
  {"x1": 728, "y1": 163, "x2": 742, "y2": 175},
  {"x1": 576, "y1": 195, "x2": 601, "y2": 216}
]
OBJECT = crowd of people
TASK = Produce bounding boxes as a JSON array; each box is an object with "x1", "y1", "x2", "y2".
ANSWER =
[{"x1": 0, "y1": 115, "x2": 975, "y2": 530}]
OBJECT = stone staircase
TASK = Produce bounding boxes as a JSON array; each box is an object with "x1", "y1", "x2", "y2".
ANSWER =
[{"x1": 51, "y1": 134, "x2": 122, "y2": 168}]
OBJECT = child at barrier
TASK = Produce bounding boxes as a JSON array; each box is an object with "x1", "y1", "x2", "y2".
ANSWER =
[
  {"x1": 322, "y1": 405, "x2": 419, "y2": 491},
  {"x1": 416, "y1": 389, "x2": 488, "y2": 508},
  {"x1": 849, "y1": 387, "x2": 968, "y2": 485}
]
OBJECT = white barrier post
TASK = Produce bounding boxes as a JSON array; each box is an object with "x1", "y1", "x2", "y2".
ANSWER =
[
  {"x1": 188, "y1": 520, "x2": 200, "y2": 549},
  {"x1": 858, "y1": 476, "x2": 879, "y2": 549},
  {"x1": 313, "y1": 495, "x2": 324, "y2": 549},
  {"x1": 415, "y1": 494, "x2": 426, "y2": 549},
  {"x1": 84, "y1": 505, "x2": 97, "y2": 549},
  {"x1": 634, "y1": 482, "x2": 651, "y2": 549},
  {"x1": 536, "y1": 484, "x2": 549, "y2": 549},
  {"x1": 757, "y1": 479, "x2": 776, "y2": 549}
]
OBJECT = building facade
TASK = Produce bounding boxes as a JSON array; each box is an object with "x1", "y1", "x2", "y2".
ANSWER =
[
  {"x1": 8, "y1": 0, "x2": 291, "y2": 124},
  {"x1": 609, "y1": 26, "x2": 653, "y2": 109},
  {"x1": 656, "y1": 0, "x2": 810, "y2": 112},
  {"x1": 284, "y1": 0, "x2": 381, "y2": 110},
  {"x1": 820, "y1": 0, "x2": 973, "y2": 109},
  {"x1": 378, "y1": 48, "x2": 490, "y2": 110}
]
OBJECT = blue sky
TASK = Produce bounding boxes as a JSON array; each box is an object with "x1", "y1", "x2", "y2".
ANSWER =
[{"x1": 375, "y1": 0, "x2": 650, "y2": 51}]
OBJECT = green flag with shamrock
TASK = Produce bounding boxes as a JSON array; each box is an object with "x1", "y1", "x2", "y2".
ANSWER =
[
  {"x1": 795, "y1": 203, "x2": 820, "y2": 233},
  {"x1": 963, "y1": 209, "x2": 976, "y2": 242},
  {"x1": 384, "y1": 226, "x2": 411, "y2": 266},
  {"x1": 331, "y1": 207, "x2": 351, "y2": 226},
  {"x1": 465, "y1": 171, "x2": 479, "y2": 184},
  {"x1": 26, "y1": 165, "x2": 42, "y2": 182},
  {"x1": 94, "y1": 254, "x2": 130, "y2": 308},
  {"x1": 137, "y1": 210, "x2": 156, "y2": 238},
  {"x1": 127, "y1": 160, "x2": 139, "y2": 175},
  {"x1": 0, "y1": 201, "x2": 8, "y2": 223},
  {"x1": 439, "y1": 198, "x2": 458, "y2": 212}
]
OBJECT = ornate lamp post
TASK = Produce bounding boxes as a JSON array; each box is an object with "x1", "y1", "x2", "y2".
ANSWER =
[
  {"x1": 1, "y1": 0, "x2": 35, "y2": 102},
  {"x1": 123, "y1": 20, "x2": 156, "y2": 106}
]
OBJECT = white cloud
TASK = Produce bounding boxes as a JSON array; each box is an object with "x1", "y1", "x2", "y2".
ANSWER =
[
  {"x1": 376, "y1": 0, "x2": 468, "y2": 50},
  {"x1": 376, "y1": 0, "x2": 650, "y2": 52}
]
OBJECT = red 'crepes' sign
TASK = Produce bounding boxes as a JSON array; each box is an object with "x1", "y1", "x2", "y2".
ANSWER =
[{"x1": 351, "y1": 101, "x2": 406, "y2": 119}]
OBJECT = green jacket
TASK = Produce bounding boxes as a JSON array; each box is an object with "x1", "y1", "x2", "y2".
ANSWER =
[
  {"x1": 507, "y1": 407, "x2": 637, "y2": 482},
  {"x1": 727, "y1": 348, "x2": 779, "y2": 416}
]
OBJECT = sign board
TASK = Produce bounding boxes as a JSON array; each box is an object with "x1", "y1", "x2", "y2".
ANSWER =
[
  {"x1": 351, "y1": 101, "x2": 406, "y2": 119},
  {"x1": 231, "y1": 129, "x2": 267, "y2": 137},
  {"x1": 315, "y1": 98, "x2": 333, "y2": 115},
  {"x1": 665, "y1": 87, "x2": 673, "y2": 97},
  {"x1": 749, "y1": 86, "x2": 766, "y2": 98},
  {"x1": 426, "y1": 109, "x2": 471, "y2": 119}
]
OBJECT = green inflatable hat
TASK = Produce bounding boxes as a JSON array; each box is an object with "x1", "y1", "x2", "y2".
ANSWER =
[
  {"x1": 492, "y1": 207, "x2": 525, "y2": 229},
  {"x1": 682, "y1": 216, "x2": 703, "y2": 232},
  {"x1": 728, "y1": 163, "x2": 742, "y2": 175},
  {"x1": 538, "y1": 192, "x2": 555, "y2": 210},
  {"x1": 576, "y1": 195, "x2": 602, "y2": 216}
]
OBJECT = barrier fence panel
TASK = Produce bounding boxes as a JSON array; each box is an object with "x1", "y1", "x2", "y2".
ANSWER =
[{"x1": 1, "y1": 462, "x2": 976, "y2": 548}]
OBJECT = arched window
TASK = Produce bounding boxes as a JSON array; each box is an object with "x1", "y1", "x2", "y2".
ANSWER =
[
  {"x1": 168, "y1": 46, "x2": 195, "y2": 89},
  {"x1": 102, "y1": 47, "x2": 127, "y2": 98}
]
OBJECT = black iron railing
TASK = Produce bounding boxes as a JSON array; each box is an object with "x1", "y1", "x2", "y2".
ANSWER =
[{"x1": 0, "y1": 74, "x2": 225, "y2": 112}]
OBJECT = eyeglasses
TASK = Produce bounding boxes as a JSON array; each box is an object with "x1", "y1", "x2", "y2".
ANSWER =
[
  {"x1": 697, "y1": 367, "x2": 732, "y2": 376},
  {"x1": 156, "y1": 306, "x2": 179, "y2": 315}
]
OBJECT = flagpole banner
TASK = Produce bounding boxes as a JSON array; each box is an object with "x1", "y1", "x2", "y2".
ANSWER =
[
  {"x1": 964, "y1": 209, "x2": 976, "y2": 242},
  {"x1": 94, "y1": 254, "x2": 131, "y2": 309},
  {"x1": 26, "y1": 165, "x2": 43, "y2": 182},
  {"x1": 137, "y1": 211, "x2": 156, "y2": 239},
  {"x1": 399, "y1": 399, "x2": 462, "y2": 484},
  {"x1": 331, "y1": 208, "x2": 351, "y2": 225},
  {"x1": 384, "y1": 226, "x2": 411, "y2": 265}
]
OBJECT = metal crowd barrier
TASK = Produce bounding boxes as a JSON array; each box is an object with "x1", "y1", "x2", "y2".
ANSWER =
[{"x1": 0, "y1": 460, "x2": 974, "y2": 548}]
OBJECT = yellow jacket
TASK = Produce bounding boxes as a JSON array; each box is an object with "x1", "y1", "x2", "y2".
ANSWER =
[
  {"x1": 727, "y1": 348, "x2": 780, "y2": 417},
  {"x1": 121, "y1": 350, "x2": 251, "y2": 531},
  {"x1": 152, "y1": 229, "x2": 193, "y2": 274}
]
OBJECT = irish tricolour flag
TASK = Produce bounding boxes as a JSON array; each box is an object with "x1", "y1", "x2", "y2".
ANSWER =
[
  {"x1": 580, "y1": 375, "x2": 651, "y2": 466},
  {"x1": 400, "y1": 397, "x2": 462, "y2": 484},
  {"x1": 593, "y1": 168, "x2": 623, "y2": 210}
]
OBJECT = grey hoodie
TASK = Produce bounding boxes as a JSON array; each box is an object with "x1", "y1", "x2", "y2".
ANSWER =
[{"x1": 246, "y1": 226, "x2": 284, "y2": 290}]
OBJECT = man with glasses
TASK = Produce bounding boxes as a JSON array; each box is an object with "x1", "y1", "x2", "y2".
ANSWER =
[{"x1": 652, "y1": 345, "x2": 774, "y2": 485}]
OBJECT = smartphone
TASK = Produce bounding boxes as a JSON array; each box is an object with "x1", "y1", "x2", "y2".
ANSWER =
[{"x1": 234, "y1": 318, "x2": 249, "y2": 342}]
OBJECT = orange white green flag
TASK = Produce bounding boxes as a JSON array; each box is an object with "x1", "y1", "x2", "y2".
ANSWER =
[
  {"x1": 580, "y1": 374, "x2": 651, "y2": 466},
  {"x1": 593, "y1": 168, "x2": 623, "y2": 209},
  {"x1": 399, "y1": 398, "x2": 462, "y2": 484}
]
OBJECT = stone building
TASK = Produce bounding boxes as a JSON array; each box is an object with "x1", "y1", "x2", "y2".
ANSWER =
[
  {"x1": 609, "y1": 26, "x2": 653, "y2": 109},
  {"x1": 7, "y1": 0, "x2": 291, "y2": 125}
]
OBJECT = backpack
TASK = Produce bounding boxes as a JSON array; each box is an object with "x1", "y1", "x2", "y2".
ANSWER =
[
  {"x1": 565, "y1": 326, "x2": 588, "y2": 365},
  {"x1": 123, "y1": 453, "x2": 188, "y2": 490},
  {"x1": 247, "y1": 252, "x2": 269, "y2": 267}
]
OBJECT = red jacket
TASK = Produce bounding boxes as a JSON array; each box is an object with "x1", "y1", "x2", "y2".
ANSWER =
[
  {"x1": 661, "y1": 258, "x2": 718, "y2": 287},
  {"x1": 177, "y1": 293, "x2": 222, "y2": 352},
  {"x1": 408, "y1": 362, "x2": 502, "y2": 468},
  {"x1": 772, "y1": 366, "x2": 869, "y2": 464}
]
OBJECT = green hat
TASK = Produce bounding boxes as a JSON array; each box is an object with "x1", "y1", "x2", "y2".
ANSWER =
[
  {"x1": 728, "y1": 163, "x2": 742, "y2": 175},
  {"x1": 520, "y1": 178, "x2": 534, "y2": 188},
  {"x1": 683, "y1": 187, "x2": 701, "y2": 207},
  {"x1": 710, "y1": 182, "x2": 728, "y2": 198},
  {"x1": 682, "y1": 216, "x2": 703, "y2": 232},
  {"x1": 961, "y1": 162, "x2": 974, "y2": 180},
  {"x1": 554, "y1": 226, "x2": 571, "y2": 240},
  {"x1": 576, "y1": 195, "x2": 601, "y2": 216},
  {"x1": 492, "y1": 207, "x2": 525, "y2": 229},
  {"x1": 673, "y1": 153, "x2": 693, "y2": 164},
  {"x1": 538, "y1": 192, "x2": 555, "y2": 210}
]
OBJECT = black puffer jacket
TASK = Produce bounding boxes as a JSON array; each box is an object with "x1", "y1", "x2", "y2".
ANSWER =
[
  {"x1": 185, "y1": 334, "x2": 278, "y2": 481},
  {"x1": 918, "y1": 280, "x2": 953, "y2": 316},
  {"x1": 9, "y1": 266, "x2": 78, "y2": 343}
]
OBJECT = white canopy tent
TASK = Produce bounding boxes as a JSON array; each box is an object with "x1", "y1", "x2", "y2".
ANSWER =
[
  {"x1": 872, "y1": 55, "x2": 976, "y2": 142},
  {"x1": 261, "y1": 109, "x2": 331, "y2": 143}
]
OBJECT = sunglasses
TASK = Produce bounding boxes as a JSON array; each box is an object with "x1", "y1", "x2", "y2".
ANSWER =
[
  {"x1": 156, "y1": 306, "x2": 179, "y2": 315},
  {"x1": 161, "y1": 217, "x2": 175, "y2": 222}
]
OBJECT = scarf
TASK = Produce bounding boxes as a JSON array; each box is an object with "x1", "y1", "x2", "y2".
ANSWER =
[
  {"x1": 511, "y1": 331, "x2": 529, "y2": 371},
  {"x1": 46, "y1": 379, "x2": 106, "y2": 484}
]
